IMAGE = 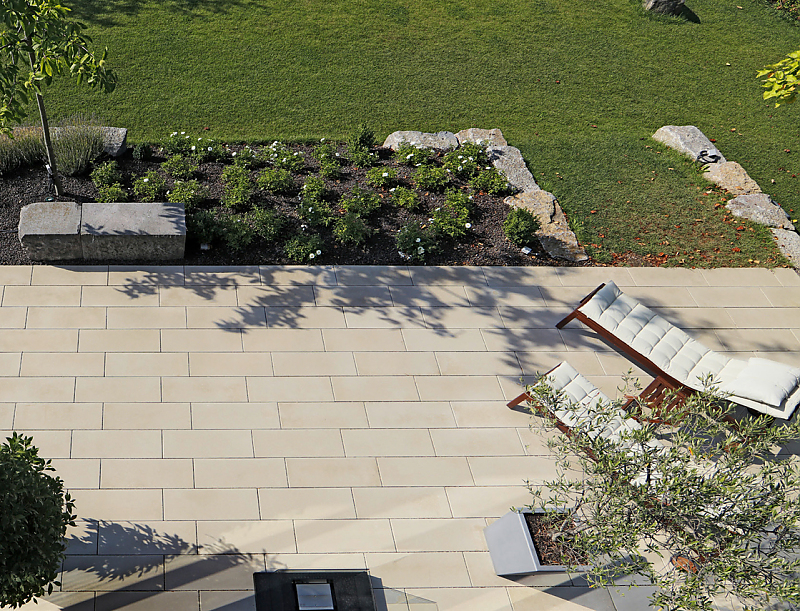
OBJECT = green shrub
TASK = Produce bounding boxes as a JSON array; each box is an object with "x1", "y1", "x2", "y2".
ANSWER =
[
  {"x1": 314, "y1": 141, "x2": 342, "y2": 179},
  {"x1": 164, "y1": 131, "x2": 194, "y2": 155},
  {"x1": 232, "y1": 146, "x2": 258, "y2": 168},
  {"x1": 221, "y1": 164, "x2": 254, "y2": 210},
  {"x1": 396, "y1": 221, "x2": 438, "y2": 262},
  {"x1": 193, "y1": 138, "x2": 225, "y2": 162},
  {"x1": 444, "y1": 187, "x2": 474, "y2": 213},
  {"x1": 257, "y1": 167, "x2": 295, "y2": 194},
  {"x1": 301, "y1": 176, "x2": 327, "y2": 203},
  {"x1": 0, "y1": 433, "x2": 75, "y2": 609},
  {"x1": 334, "y1": 212, "x2": 373, "y2": 246},
  {"x1": 442, "y1": 143, "x2": 486, "y2": 179},
  {"x1": 503, "y1": 207, "x2": 541, "y2": 246},
  {"x1": 341, "y1": 186, "x2": 381, "y2": 216},
  {"x1": 413, "y1": 165, "x2": 450, "y2": 192},
  {"x1": 471, "y1": 167, "x2": 512, "y2": 196},
  {"x1": 394, "y1": 142, "x2": 433, "y2": 166},
  {"x1": 0, "y1": 127, "x2": 43, "y2": 175},
  {"x1": 91, "y1": 160, "x2": 123, "y2": 189},
  {"x1": 167, "y1": 180, "x2": 210, "y2": 210},
  {"x1": 162, "y1": 154, "x2": 199, "y2": 180},
  {"x1": 220, "y1": 214, "x2": 255, "y2": 252},
  {"x1": 250, "y1": 207, "x2": 284, "y2": 241},
  {"x1": 347, "y1": 123, "x2": 377, "y2": 168},
  {"x1": 97, "y1": 183, "x2": 128, "y2": 202},
  {"x1": 132, "y1": 143, "x2": 152, "y2": 161},
  {"x1": 431, "y1": 193, "x2": 471, "y2": 239},
  {"x1": 365, "y1": 166, "x2": 397, "y2": 189},
  {"x1": 285, "y1": 233, "x2": 323, "y2": 263},
  {"x1": 390, "y1": 186, "x2": 421, "y2": 210},
  {"x1": 297, "y1": 199, "x2": 333, "y2": 227},
  {"x1": 263, "y1": 141, "x2": 305, "y2": 172},
  {"x1": 133, "y1": 171, "x2": 167, "y2": 202},
  {"x1": 52, "y1": 116, "x2": 106, "y2": 176},
  {"x1": 349, "y1": 146, "x2": 377, "y2": 168},
  {"x1": 186, "y1": 209, "x2": 223, "y2": 245}
]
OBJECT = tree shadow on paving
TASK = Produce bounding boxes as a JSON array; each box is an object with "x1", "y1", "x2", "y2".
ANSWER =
[{"x1": 66, "y1": 0, "x2": 255, "y2": 28}]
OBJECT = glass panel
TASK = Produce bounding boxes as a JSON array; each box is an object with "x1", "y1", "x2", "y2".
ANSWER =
[{"x1": 296, "y1": 582, "x2": 334, "y2": 610}]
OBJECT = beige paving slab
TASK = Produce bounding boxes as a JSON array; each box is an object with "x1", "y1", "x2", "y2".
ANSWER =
[
  {"x1": 596, "y1": 352, "x2": 650, "y2": 378},
  {"x1": 391, "y1": 518, "x2": 488, "y2": 552},
  {"x1": 72, "y1": 430, "x2": 163, "y2": 458},
  {"x1": 197, "y1": 520, "x2": 296, "y2": 554},
  {"x1": 0, "y1": 404, "x2": 12, "y2": 428},
  {"x1": 50, "y1": 458, "x2": 100, "y2": 489},
  {"x1": 2, "y1": 285, "x2": 81, "y2": 306},
  {"x1": 314, "y1": 286, "x2": 394, "y2": 307},
  {"x1": 449, "y1": 401, "x2": 534, "y2": 428},
  {"x1": 78, "y1": 329, "x2": 161, "y2": 352},
  {"x1": 247, "y1": 376, "x2": 333, "y2": 402},
  {"x1": 70, "y1": 489, "x2": 164, "y2": 520},
  {"x1": 335, "y1": 265, "x2": 413, "y2": 286},
  {"x1": 264, "y1": 552, "x2": 367, "y2": 570},
  {"x1": 65, "y1": 518, "x2": 99, "y2": 554},
  {"x1": 342, "y1": 306, "x2": 427, "y2": 329},
  {"x1": 0, "y1": 329, "x2": 78, "y2": 351},
  {"x1": 700, "y1": 267, "x2": 782, "y2": 286},
  {"x1": 481, "y1": 266, "x2": 562, "y2": 286},
  {"x1": 558, "y1": 328, "x2": 618, "y2": 352},
  {"x1": 464, "y1": 286, "x2": 547, "y2": 308},
  {"x1": 189, "y1": 352, "x2": 272, "y2": 377},
  {"x1": 25, "y1": 306, "x2": 107, "y2": 329},
  {"x1": 61, "y1": 555, "x2": 164, "y2": 591},
  {"x1": 265, "y1": 306, "x2": 346, "y2": 328},
  {"x1": 241, "y1": 328, "x2": 325, "y2": 352},
  {"x1": 687, "y1": 286, "x2": 772, "y2": 308},
  {"x1": 415, "y1": 376, "x2": 505, "y2": 402},
  {"x1": 627, "y1": 266, "x2": 709, "y2": 287},
  {"x1": 508, "y1": 587, "x2": 604, "y2": 611},
  {"x1": 497, "y1": 305, "x2": 571, "y2": 329},
  {"x1": 100, "y1": 459, "x2": 194, "y2": 488},
  {"x1": 162, "y1": 329, "x2": 243, "y2": 352},
  {"x1": 272, "y1": 351, "x2": 356, "y2": 376},
  {"x1": 430, "y1": 428, "x2": 526, "y2": 456},
  {"x1": 402, "y1": 329, "x2": 487, "y2": 352},
  {"x1": 516, "y1": 427, "x2": 562, "y2": 456},
  {"x1": 377, "y1": 457, "x2": 474, "y2": 487},
  {"x1": 13, "y1": 403, "x2": 102, "y2": 429},
  {"x1": 481, "y1": 328, "x2": 567, "y2": 352},
  {"x1": 257, "y1": 487, "x2": 356, "y2": 519},
  {"x1": 538, "y1": 285, "x2": 602, "y2": 307},
  {"x1": 159, "y1": 286, "x2": 239, "y2": 307},
  {"x1": 163, "y1": 430, "x2": 254, "y2": 458},
  {"x1": 237, "y1": 285, "x2": 316, "y2": 306},
  {"x1": 409, "y1": 266, "x2": 486, "y2": 285},
  {"x1": 0, "y1": 307, "x2": 26, "y2": 328},
  {"x1": 322, "y1": 328, "x2": 406, "y2": 351},
  {"x1": 354, "y1": 351, "x2": 440, "y2": 376},
  {"x1": 556, "y1": 267, "x2": 635, "y2": 287},
  {"x1": 278, "y1": 402, "x2": 368, "y2": 428},
  {"x1": 286, "y1": 457, "x2": 381, "y2": 487},
  {"x1": 0, "y1": 377, "x2": 75, "y2": 402},
  {"x1": 97, "y1": 520, "x2": 198, "y2": 554},
  {"x1": 714, "y1": 328, "x2": 800, "y2": 352},
  {"x1": 353, "y1": 487, "x2": 452, "y2": 518},
  {"x1": 463, "y1": 550, "x2": 520, "y2": 587},
  {"x1": 81, "y1": 285, "x2": 160, "y2": 306},
  {"x1": 365, "y1": 552, "x2": 472, "y2": 588},
  {"x1": 106, "y1": 306, "x2": 186, "y2": 329},
  {"x1": 342, "y1": 429, "x2": 435, "y2": 457},
  {"x1": 365, "y1": 402, "x2": 456, "y2": 428},
  {"x1": 446, "y1": 486, "x2": 532, "y2": 518},
  {"x1": 389, "y1": 286, "x2": 471, "y2": 307},
  {"x1": 184, "y1": 265, "x2": 262, "y2": 285},
  {"x1": 164, "y1": 553, "x2": 266, "y2": 589},
  {"x1": 761, "y1": 286, "x2": 800, "y2": 307},
  {"x1": 103, "y1": 403, "x2": 191, "y2": 429},
  {"x1": 163, "y1": 489, "x2": 261, "y2": 520},
  {"x1": 2, "y1": 430, "x2": 71, "y2": 458},
  {"x1": 772, "y1": 267, "x2": 800, "y2": 286},
  {"x1": 194, "y1": 458, "x2": 288, "y2": 488},
  {"x1": 294, "y1": 518, "x2": 396, "y2": 553},
  {"x1": 107, "y1": 265, "x2": 185, "y2": 286},
  {"x1": 0, "y1": 265, "x2": 32, "y2": 285},
  {"x1": 625, "y1": 286, "x2": 700, "y2": 308},
  {"x1": 163, "y1": 377, "x2": 248, "y2": 403},
  {"x1": 186, "y1": 305, "x2": 267, "y2": 329},
  {"x1": 94, "y1": 592, "x2": 198, "y2": 611},
  {"x1": 332, "y1": 376, "x2": 420, "y2": 401},
  {"x1": 468, "y1": 456, "x2": 559, "y2": 486},
  {"x1": 75, "y1": 377, "x2": 161, "y2": 403},
  {"x1": 0, "y1": 352, "x2": 20, "y2": 376},
  {"x1": 259, "y1": 265, "x2": 338, "y2": 285},
  {"x1": 420, "y1": 306, "x2": 505, "y2": 329},
  {"x1": 105, "y1": 352, "x2": 188, "y2": 377},
  {"x1": 252, "y1": 429, "x2": 344, "y2": 457},
  {"x1": 406, "y1": 587, "x2": 513, "y2": 611},
  {"x1": 31, "y1": 265, "x2": 108, "y2": 285},
  {"x1": 191, "y1": 402, "x2": 280, "y2": 429},
  {"x1": 726, "y1": 307, "x2": 800, "y2": 328},
  {"x1": 434, "y1": 352, "x2": 521, "y2": 376}
]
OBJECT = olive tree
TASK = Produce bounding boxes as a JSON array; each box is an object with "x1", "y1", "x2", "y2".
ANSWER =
[
  {"x1": 757, "y1": 50, "x2": 800, "y2": 108},
  {"x1": 0, "y1": 433, "x2": 75, "y2": 608},
  {"x1": 524, "y1": 376, "x2": 800, "y2": 611},
  {"x1": 0, "y1": 0, "x2": 117, "y2": 195}
]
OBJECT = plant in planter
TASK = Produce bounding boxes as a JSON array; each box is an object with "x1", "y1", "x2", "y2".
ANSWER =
[{"x1": 515, "y1": 375, "x2": 800, "y2": 611}]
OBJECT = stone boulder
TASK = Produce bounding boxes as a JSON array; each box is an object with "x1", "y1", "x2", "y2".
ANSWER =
[
  {"x1": 643, "y1": 0, "x2": 685, "y2": 14},
  {"x1": 726, "y1": 194, "x2": 793, "y2": 230},
  {"x1": 505, "y1": 191, "x2": 588, "y2": 262},
  {"x1": 704, "y1": 161, "x2": 762, "y2": 196},
  {"x1": 771, "y1": 229, "x2": 800, "y2": 267},
  {"x1": 18, "y1": 201, "x2": 82, "y2": 261},
  {"x1": 50, "y1": 126, "x2": 128, "y2": 157},
  {"x1": 487, "y1": 146, "x2": 540, "y2": 193},
  {"x1": 652, "y1": 125, "x2": 726, "y2": 164},
  {"x1": 455, "y1": 128, "x2": 508, "y2": 147},
  {"x1": 382, "y1": 131, "x2": 458, "y2": 151}
]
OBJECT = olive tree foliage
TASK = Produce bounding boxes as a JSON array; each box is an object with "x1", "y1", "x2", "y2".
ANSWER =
[
  {"x1": 0, "y1": 433, "x2": 76, "y2": 609},
  {"x1": 0, "y1": 0, "x2": 116, "y2": 194},
  {"x1": 524, "y1": 375, "x2": 800, "y2": 611},
  {"x1": 757, "y1": 50, "x2": 800, "y2": 107}
]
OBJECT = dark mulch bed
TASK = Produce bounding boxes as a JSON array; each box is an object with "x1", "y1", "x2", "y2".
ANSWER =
[
  {"x1": 0, "y1": 142, "x2": 594, "y2": 267},
  {"x1": 526, "y1": 511, "x2": 589, "y2": 566}
]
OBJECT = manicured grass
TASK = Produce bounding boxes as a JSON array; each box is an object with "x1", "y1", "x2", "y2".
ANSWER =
[{"x1": 38, "y1": 0, "x2": 800, "y2": 266}]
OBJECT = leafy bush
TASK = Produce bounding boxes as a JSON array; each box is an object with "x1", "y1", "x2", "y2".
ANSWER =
[
  {"x1": 132, "y1": 143, "x2": 152, "y2": 161},
  {"x1": 334, "y1": 212, "x2": 373, "y2": 246},
  {"x1": 220, "y1": 214, "x2": 255, "y2": 252},
  {"x1": 162, "y1": 154, "x2": 198, "y2": 180},
  {"x1": 250, "y1": 207, "x2": 284, "y2": 241},
  {"x1": 413, "y1": 165, "x2": 450, "y2": 192},
  {"x1": 285, "y1": 233, "x2": 323, "y2": 263},
  {"x1": 257, "y1": 167, "x2": 295, "y2": 194},
  {"x1": 390, "y1": 186, "x2": 421, "y2": 210},
  {"x1": 186, "y1": 209, "x2": 223, "y2": 245},
  {"x1": 396, "y1": 221, "x2": 438, "y2": 262},
  {"x1": 193, "y1": 138, "x2": 225, "y2": 162},
  {"x1": 503, "y1": 207, "x2": 541, "y2": 246},
  {"x1": 349, "y1": 146, "x2": 377, "y2": 168},
  {"x1": 471, "y1": 167, "x2": 512, "y2": 196},
  {"x1": 221, "y1": 164, "x2": 253, "y2": 210},
  {"x1": 394, "y1": 142, "x2": 433, "y2": 166},
  {"x1": 232, "y1": 146, "x2": 258, "y2": 168},
  {"x1": 341, "y1": 186, "x2": 381, "y2": 216},
  {"x1": 442, "y1": 142, "x2": 486, "y2": 179},
  {"x1": 263, "y1": 141, "x2": 305, "y2": 172},
  {"x1": 444, "y1": 187, "x2": 474, "y2": 213},
  {"x1": 133, "y1": 171, "x2": 167, "y2": 202},
  {"x1": 0, "y1": 126, "x2": 44, "y2": 175},
  {"x1": 301, "y1": 176, "x2": 327, "y2": 203},
  {"x1": 97, "y1": 183, "x2": 128, "y2": 202},
  {"x1": 167, "y1": 180, "x2": 210, "y2": 210},
  {"x1": 347, "y1": 123, "x2": 377, "y2": 168},
  {"x1": 297, "y1": 199, "x2": 333, "y2": 227},
  {"x1": 51, "y1": 116, "x2": 106, "y2": 176},
  {"x1": 431, "y1": 191, "x2": 471, "y2": 239},
  {"x1": 365, "y1": 166, "x2": 397, "y2": 189},
  {"x1": 91, "y1": 160, "x2": 123, "y2": 189},
  {"x1": 0, "y1": 433, "x2": 75, "y2": 608},
  {"x1": 314, "y1": 141, "x2": 342, "y2": 179},
  {"x1": 163, "y1": 130, "x2": 194, "y2": 155}
]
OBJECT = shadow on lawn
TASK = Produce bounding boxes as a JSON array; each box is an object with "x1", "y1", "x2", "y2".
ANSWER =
[{"x1": 67, "y1": 0, "x2": 255, "y2": 27}]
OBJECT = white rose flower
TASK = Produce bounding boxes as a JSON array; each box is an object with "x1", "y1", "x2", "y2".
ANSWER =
[
  {"x1": 180, "y1": 131, "x2": 185, "y2": 135},
  {"x1": 316, "y1": 250, "x2": 322, "y2": 255},
  {"x1": 309, "y1": 253, "x2": 316, "y2": 259},
  {"x1": 465, "y1": 223, "x2": 472, "y2": 229},
  {"x1": 415, "y1": 238, "x2": 421, "y2": 242},
  {"x1": 143, "y1": 178, "x2": 149, "y2": 183},
  {"x1": 191, "y1": 145, "x2": 196, "y2": 151},
  {"x1": 417, "y1": 246, "x2": 424, "y2": 254},
  {"x1": 382, "y1": 172, "x2": 388, "y2": 177}
]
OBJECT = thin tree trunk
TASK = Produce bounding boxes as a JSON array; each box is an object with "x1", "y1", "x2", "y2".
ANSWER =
[{"x1": 27, "y1": 49, "x2": 63, "y2": 196}]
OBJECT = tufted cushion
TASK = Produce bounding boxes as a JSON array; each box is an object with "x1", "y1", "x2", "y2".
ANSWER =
[{"x1": 721, "y1": 358, "x2": 800, "y2": 408}]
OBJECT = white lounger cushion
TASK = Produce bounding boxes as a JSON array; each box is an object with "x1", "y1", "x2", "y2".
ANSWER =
[{"x1": 721, "y1": 358, "x2": 800, "y2": 408}]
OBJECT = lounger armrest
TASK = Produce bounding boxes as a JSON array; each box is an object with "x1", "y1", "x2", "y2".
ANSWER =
[{"x1": 555, "y1": 283, "x2": 606, "y2": 329}]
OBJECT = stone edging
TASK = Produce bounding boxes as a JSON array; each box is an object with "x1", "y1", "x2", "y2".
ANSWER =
[
  {"x1": 382, "y1": 128, "x2": 588, "y2": 263},
  {"x1": 653, "y1": 125, "x2": 800, "y2": 267}
]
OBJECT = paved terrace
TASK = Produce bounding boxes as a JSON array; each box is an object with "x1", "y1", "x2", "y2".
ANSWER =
[{"x1": 3, "y1": 264, "x2": 799, "y2": 611}]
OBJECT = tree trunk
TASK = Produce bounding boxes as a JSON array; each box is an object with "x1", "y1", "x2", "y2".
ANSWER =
[{"x1": 27, "y1": 49, "x2": 63, "y2": 196}]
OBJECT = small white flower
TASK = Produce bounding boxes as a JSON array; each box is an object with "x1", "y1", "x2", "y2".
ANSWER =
[
  {"x1": 143, "y1": 178, "x2": 149, "y2": 183},
  {"x1": 232, "y1": 151, "x2": 237, "y2": 156},
  {"x1": 458, "y1": 155, "x2": 463, "y2": 159},
  {"x1": 191, "y1": 145, "x2": 196, "y2": 151},
  {"x1": 415, "y1": 238, "x2": 421, "y2": 243},
  {"x1": 389, "y1": 187, "x2": 396, "y2": 192},
  {"x1": 208, "y1": 147, "x2": 213, "y2": 152},
  {"x1": 180, "y1": 131, "x2": 185, "y2": 135},
  {"x1": 294, "y1": 152, "x2": 299, "y2": 156},
  {"x1": 468, "y1": 195, "x2": 473, "y2": 200},
  {"x1": 309, "y1": 253, "x2": 316, "y2": 259},
  {"x1": 382, "y1": 172, "x2": 388, "y2": 177},
  {"x1": 465, "y1": 223, "x2": 472, "y2": 229},
  {"x1": 198, "y1": 137, "x2": 202, "y2": 141},
  {"x1": 320, "y1": 137, "x2": 326, "y2": 142},
  {"x1": 458, "y1": 166, "x2": 462, "y2": 171},
  {"x1": 406, "y1": 154, "x2": 413, "y2": 159},
  {"x1": 335, "y1": 152, "x2": 340, "y2": 157},
  {"x1": 446, "y1": 169, "x2": 451, "y2": 173},
  {"x1": 308, "y1": 207, "x2": 313, "y2": 212},
  {"x1": 468, "y1": 157, "x2": 473, "y2": 161},
  {"x1": 171, "y1": 131, "x2": 177, "y2": 136},
  {"x1": 417, "y1": 246, "x2": 425, "y2": 254},
  {"x1": 415, "y1": 163, "x2": 421, "y2": 167},
  {"x1": 316, "y1": 250, "x2": 322, "y2": 255}
]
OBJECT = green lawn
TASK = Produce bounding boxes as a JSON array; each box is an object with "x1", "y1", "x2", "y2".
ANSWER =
[{"x1": 41, "y1": 0, "x2": 800, "y2": 266}]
